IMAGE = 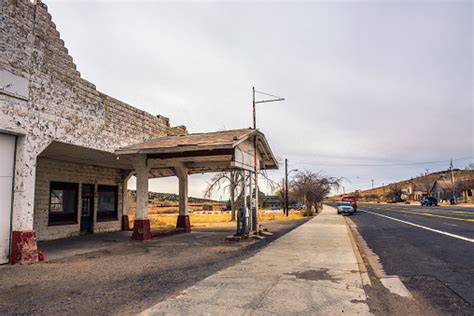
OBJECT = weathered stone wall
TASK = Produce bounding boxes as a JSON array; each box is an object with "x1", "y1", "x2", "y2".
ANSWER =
[
  {"x1": 0, "y1": 0, "x2": 186, "y2": 234},
  {"x1": 1, "y1": 0, "x2": 185, "y2": 151},
  {"x1": 34, "y1": 157, "x2": 124, "y2": 240}
]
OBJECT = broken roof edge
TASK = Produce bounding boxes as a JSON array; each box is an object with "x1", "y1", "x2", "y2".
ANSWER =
[{"x1": 115, "y1": 128, "x2": 254, "y2": 154}]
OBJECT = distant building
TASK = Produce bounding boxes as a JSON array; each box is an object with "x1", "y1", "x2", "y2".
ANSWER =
[
  {"x1": 202, "y1": 204, "x2": 213, "y2": 211},
  {"x1": 432, "y1": 179, "x2": 474, "y2": 203},
  {"x1": 262, "y1": 195, "x2": 282, "y2": 209}
]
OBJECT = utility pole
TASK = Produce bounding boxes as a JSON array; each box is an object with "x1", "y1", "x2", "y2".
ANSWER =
[
  {"x1": 371, "y1": 179, "x2": 374, "y2": 189},
  {"x1": 252, "y1": 87, "x2": 258, "y2": 231},
  {"x1": 285, "y1": 159, "x2": 289, "y2": 216},
  {"x1": 252, "y1": 86, "x2": 285, "y2": 230},
  {"x1": 281, "y1": 177, "x2": 285, "y2": 214},
  {"x1": 450, "y1": 158, "x2": 456, "y2": 203},
  {"x1": 284, "y1": 159, "x2": 298, "y2": 217}
]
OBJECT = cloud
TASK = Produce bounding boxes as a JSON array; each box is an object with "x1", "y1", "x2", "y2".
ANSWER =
[{"x1": 47, "y1": 0, "x2": 473, "y2": 195}]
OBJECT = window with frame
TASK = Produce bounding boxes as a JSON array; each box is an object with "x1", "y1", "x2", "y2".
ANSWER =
[
  {"x1": 97, "y1": 185, "x2": 118, "y2": 221},
  {"x1": 49, "y1": 182, "x2": 79, "y2": 225}
]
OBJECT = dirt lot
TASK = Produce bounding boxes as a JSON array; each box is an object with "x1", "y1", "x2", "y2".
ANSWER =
[{"x1": 0, "y1": 218, "x2": 310, "y2": 315}]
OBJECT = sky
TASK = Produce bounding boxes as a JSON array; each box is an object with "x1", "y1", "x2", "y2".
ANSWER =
[{"x1": 46, "y1": 0, "x2": 473, "y2": 199}]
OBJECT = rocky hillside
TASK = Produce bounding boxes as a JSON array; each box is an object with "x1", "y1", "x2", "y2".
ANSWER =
[{"x1": 127, "y1": 190, "x2": 222, "y2": 205}]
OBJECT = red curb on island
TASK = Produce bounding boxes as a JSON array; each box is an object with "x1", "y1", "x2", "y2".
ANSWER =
[
  {"x1": 176, "y1": 214, "x2": 191, "y2": 232},
  {"x1": 10, "y1": 231, "x2": 39, "y2": 264},
  {"x1": 132, "y1": 219, "x2": 152, "y2": 240}
]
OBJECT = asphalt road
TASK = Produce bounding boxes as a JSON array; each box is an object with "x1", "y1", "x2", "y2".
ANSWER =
[{"x1": 350, "y1": 203, "x2": 474, "y2": 315}]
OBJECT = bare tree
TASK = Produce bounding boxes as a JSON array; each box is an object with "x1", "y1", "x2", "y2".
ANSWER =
[
  {"x1": 385, "y1": 183, "x2": 403, "y2": 202},
  {"x1": 204, "y1": 170, "x2": 284, "y2": 220},
  {"x1": 204, "y1": 171, "x2": 244, "y2": 221},
  {"x1": 415, "y1": 173, "x2": 436, "y2": 196},
  {"x1": 291, "y1": 170, "x2": 341, "y2": 215}
]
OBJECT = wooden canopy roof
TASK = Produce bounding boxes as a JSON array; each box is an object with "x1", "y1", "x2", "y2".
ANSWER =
[{"x1": 115, "y1": 128, "x2": 279, "y2": 176}]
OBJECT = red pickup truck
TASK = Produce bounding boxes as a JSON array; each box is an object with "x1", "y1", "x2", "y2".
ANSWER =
[{"x1": 341, "y1": 196, "x2": 358, "y2": 212}]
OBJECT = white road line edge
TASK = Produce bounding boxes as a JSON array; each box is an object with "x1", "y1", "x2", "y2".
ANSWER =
[{"x1": 360, "y1": 209, "x2": 474, "y2": 243}]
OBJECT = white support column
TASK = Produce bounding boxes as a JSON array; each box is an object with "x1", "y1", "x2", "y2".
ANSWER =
[
  {"x1": 131, "y1": 155, "x2": 151, "y2": 240},
  {"x1": 176, "y1": 166, "x2": 189, "y2": 216},
  {"x1": 10, "y1": 135, "x2": 42, "y2": 263},
  {"x1": 11, "y1": 137, "x2": 36, "y2": 232},
  {"x1": 135, "y1": 159, "x2": 150, "y2": 220},
  {"x1": 175, "y1": 166, "x2": 191, "y2": 232}
]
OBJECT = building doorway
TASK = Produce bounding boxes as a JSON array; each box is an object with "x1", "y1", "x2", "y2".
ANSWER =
[{"x1": 80, "y1": 184, "x2": 94, "y2": 234}]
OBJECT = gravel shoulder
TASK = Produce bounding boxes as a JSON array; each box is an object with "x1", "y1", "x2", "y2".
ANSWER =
[{"x1": 0, "y1": 218, "x2": 310, "y2": 315}]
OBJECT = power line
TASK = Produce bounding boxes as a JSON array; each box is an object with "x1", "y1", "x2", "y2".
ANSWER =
[
  {"x1": 291, "y1": 156, "x2": 473, "y2": 167},
  {"x1": 254, "y1": 90, "x2": 284, "y2": 100}
]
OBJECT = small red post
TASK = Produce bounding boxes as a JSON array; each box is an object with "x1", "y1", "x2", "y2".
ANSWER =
[
  {"x1": 176, "y1": 215, "x2": 191, "y2": 232},
  {"x1": 131, "y1": 219, "x2": 152, "y2": 240},
  {"x1": 10, "y1": 231, "x2": 39, "y2": 264}
]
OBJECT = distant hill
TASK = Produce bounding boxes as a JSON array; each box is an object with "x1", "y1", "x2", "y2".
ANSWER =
[
  {"x1": 328, "y1": 168, "x2": 474, "y2": 201},
  {"x1": 127, "y1": 190, "x2": 222, "y2": 204}
]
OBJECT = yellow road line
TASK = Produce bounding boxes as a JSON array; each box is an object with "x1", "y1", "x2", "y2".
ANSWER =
[
  {"x1": 385, "y1": 208, "x2": 474, "y2": 216},
  {"x1": 364, "y1": 205, "x2": 474, "y2": 215},
  {"x1": 373, "y1": 208, "x2": 474, "y2": 223},
  {"x1": 434, "y1": 209, "x2": 474, "y2": 215},
  {"x1": 392, "y1": 208, "x2": 474, "y2": 215}
]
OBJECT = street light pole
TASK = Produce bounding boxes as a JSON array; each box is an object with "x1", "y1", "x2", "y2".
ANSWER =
[{"x1": 252, "y1": 86, "x2": 285, "y2": 231}]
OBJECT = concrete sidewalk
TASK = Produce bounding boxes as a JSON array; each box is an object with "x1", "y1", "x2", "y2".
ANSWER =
[{"x1": 141, "y1": 206, "x2": 371, "y2": 315}]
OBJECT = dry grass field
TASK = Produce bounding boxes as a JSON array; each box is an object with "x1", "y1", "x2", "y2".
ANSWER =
[{"x1": 128, "y1": 209, "x2": 306, "y2": 230}]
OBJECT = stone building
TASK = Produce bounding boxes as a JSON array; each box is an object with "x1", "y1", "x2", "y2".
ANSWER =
[{"x1": 0, "y1": 0, "x2": 277, "y2": 264}]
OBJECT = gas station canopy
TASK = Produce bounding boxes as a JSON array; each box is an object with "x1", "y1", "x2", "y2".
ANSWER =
[{"x1": 115, "y1": 128, "x2": 278, "y2": 177}]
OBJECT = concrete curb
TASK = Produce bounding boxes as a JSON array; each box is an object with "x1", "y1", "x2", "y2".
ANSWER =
[{"x1": 344, "y1": 217, "x2": 372, "y2": 287}]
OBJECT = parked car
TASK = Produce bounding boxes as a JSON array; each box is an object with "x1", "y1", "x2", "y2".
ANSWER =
[
  {"x1": 289, "y1": 203, "x2": 304, "y2": 210},
  {"x1": 336, "y1": 202, "x2": 354, "y2": 215},
  {"x1": 421, "y1": 196, "x2": 438, "y2": 206},
  {"x1": 270, "y1": 205, "x2": 281, "y2": 211},
  {"x1": 341, "y1": 196, "x2": 357, "y2": 212}
]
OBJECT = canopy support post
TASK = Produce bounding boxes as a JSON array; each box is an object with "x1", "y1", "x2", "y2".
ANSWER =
[
  {"x1": 132, "y1": 156, "x2": 152, "y2": 240},
  {"x1": 175, "y1": 166, "x2": 191, "y2": 232}
]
